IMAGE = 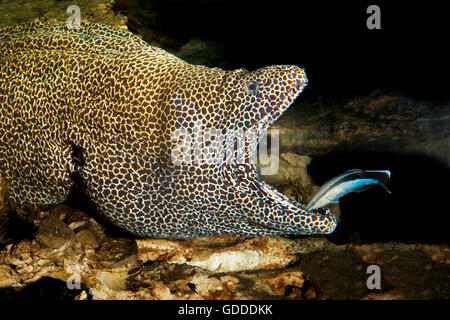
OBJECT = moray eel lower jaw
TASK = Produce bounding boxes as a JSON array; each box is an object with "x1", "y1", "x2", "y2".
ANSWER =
[{"x1": 224, "y1": 166, "x2": 338, "y2": 235}]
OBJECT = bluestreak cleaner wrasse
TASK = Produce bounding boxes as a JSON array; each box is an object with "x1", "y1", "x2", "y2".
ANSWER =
[{"x1": 306, "y1": 169, "x2": 391, "y2": 210}]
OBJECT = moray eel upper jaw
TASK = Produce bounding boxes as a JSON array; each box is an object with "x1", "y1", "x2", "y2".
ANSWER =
[{"x1": 228, "y1": 65, "x2": 308, "y2": 136}]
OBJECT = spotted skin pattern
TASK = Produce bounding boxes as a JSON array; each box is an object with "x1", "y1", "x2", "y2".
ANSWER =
[{"x1": 0, "y1": 22, "x2": 337, "y2": 239}]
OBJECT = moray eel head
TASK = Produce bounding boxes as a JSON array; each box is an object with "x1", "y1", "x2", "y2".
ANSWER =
[
  {"x1": 166, "y1": 65, "x2": 337, "y2": 237},
  {"x1": 209, "y1": 65, "x2": 337, "y2": 236}
]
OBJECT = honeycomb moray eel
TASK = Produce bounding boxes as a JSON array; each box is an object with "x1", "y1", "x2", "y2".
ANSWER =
[{"x1": 0, "y1": 22, "x2": 337, "y2": 239}]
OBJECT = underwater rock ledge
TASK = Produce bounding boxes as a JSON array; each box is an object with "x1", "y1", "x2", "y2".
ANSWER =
[
  {"x1": 0, "y1": 205, "x2": 448, "y2": 300},
  {"x1": 271, "y1": 93, "x2": 450, "y2": 166},
  {"x1": 0, "y1": 0, "x2": 127, "y2": 29}
]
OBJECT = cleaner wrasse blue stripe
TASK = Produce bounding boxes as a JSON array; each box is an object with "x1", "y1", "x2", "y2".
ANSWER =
[{"x1": 306, "y1": 169, "x2": 391, "y2": 210}]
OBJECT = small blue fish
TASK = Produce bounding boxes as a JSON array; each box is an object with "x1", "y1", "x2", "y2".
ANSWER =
[{"x1": 306, "y1": 169, "x2": 391, "y2": 210}]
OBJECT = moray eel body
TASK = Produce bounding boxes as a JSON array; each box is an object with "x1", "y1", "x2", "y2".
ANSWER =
[{"x1": 0, "y1": 22, "x2": 337, "y2": 239}]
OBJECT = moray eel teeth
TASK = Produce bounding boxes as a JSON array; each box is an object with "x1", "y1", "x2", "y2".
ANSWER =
[{"x1": 0, "y1": 22, "x2": 337, "y2": 239}]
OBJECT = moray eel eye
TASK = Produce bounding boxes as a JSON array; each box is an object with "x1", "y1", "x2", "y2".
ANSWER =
[{"x1": 245, "y1": 80, "x2": 258, "y2": 94}]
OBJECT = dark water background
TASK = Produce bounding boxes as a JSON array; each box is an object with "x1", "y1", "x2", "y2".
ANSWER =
[{"x1": 126, "y1": 0, "x2": 448, "y2": 103}]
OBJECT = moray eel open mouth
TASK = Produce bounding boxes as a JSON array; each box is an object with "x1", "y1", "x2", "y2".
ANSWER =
[
  {"x1": 215, "y1": 65, "x2": 337, "y2": 236},
  {"x1": 0, "y1": 22, "x2": 337, "y2": 239}
]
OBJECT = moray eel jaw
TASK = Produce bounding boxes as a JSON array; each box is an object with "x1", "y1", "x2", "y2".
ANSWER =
[{"x1": 216, "y1": 66, "x2": 337, "y2": 236}]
